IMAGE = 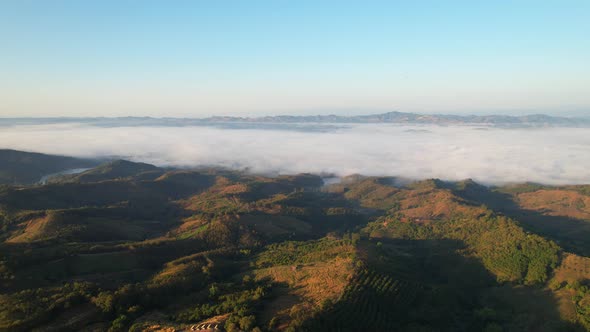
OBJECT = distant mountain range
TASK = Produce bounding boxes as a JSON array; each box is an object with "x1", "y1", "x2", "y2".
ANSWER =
[
  {"x1": 204, "y1": 111, "x2": 590, "y2": 126},
  {"x1": 1, "y1": 111, "x2": 589, "y2": 128}
]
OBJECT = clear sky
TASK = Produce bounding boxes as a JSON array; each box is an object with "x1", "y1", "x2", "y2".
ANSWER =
[{"x1": 1, "y1": 1, "x2": 589, "y2": 117}]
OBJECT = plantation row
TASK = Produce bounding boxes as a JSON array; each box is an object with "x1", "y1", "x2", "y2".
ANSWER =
[{"x1": 302, "y1": 269, "x2": 422, "y2": 331}]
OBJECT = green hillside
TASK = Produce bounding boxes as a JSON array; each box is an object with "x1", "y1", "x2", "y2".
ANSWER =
[
  {"x1": 48, "y1": 160, "x2": 163, "y2": 184},
  {"x1": 1, "y1": 156, "x2": 590, "y2": 331}
]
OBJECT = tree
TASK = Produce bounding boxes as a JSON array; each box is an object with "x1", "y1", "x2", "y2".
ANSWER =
[
  {"x1": 209, "y1": 284, "x2": 219, "y2": 298},
  {"x1": 239, "y1": 315, "x2": 256, "y2": 330},
  {"x1": 224, "y1": 321, "x2": 237, "y2": 332},
  {"x1": 268, "y1": 317, "x2": 279, "y2": 330},
  {"x1": 93, "y1": 291, "x2": 114, "y2": 313},
  {"x1": 109, "y1": 314, "x2": 128, "y2": 332}
]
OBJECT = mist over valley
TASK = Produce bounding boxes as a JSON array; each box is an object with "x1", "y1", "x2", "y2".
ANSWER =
[{"x1": 1, "y1": 115, "x2": 589, "y2": 185}]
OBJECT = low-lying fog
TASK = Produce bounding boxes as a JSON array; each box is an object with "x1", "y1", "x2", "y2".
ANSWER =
[{"x1": 2, "y1": 123, "x2": 589, "y2": 185}]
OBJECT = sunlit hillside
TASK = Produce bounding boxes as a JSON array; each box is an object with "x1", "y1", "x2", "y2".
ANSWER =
[{"x1": 1, "y1": 154, "x2": 590, "y2": 331}]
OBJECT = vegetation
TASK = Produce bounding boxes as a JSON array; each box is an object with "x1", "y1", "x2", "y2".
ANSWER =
[
  {"x1": 367, "y1": 215, "x2": 560, "y2": 285},
  {"x1": 1, "y1": 156, "x2": 589, "y2": 331},
  {"x1": 0, "y1": 149, "x2": 98, "y2": 185}
]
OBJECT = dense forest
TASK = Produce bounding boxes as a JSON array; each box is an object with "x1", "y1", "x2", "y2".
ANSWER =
[{"x1": 1, "y1": 154, "x2": 590, "y2": 331}]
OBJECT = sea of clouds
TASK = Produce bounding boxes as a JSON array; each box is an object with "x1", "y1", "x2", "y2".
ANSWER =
[{"x1": 1, "y1": 122, "x2": 590, "y2": 185}]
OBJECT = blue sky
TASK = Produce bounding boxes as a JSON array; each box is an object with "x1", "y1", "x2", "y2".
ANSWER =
[{"x1": 1, "y1": 1, "x2": 589, "y2": 117}]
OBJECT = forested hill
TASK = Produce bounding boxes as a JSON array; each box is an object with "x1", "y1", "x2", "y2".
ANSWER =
[
  {"x1": 0, "y1": 149, "x2": 99, "y2": 185},
  {"x1": 1, "y1": 155, "x2": 590, "y2": 331}
]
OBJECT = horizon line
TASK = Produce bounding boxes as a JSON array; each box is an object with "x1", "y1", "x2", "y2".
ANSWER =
[{"x1": 1, "y1": 110, "x2": 590, "y2": 120}]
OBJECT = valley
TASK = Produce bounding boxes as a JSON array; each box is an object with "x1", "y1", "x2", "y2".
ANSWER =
[{"x1": 1, "y1": 152, "x2": 590, "y2": 331}]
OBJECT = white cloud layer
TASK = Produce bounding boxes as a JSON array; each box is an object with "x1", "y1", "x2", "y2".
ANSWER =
[{"x1": 1, "y1": 123, "x2": 590, "y2": 185}]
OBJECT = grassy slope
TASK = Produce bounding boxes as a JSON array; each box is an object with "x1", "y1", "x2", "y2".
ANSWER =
[{"x1": 1, "y1": 167, "x2": 590, "y2": 331}]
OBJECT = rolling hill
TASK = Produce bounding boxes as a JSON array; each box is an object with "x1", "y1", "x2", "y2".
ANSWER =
[
  {"x1": 48, "y1": 160, "x2": 163, "y2": 184},
  {"x1": 1, "y1": 151, "x2": 590, "y2": 331},
  {"x1": 0, "y1": 149, "x2": 99, "y2": 185}
]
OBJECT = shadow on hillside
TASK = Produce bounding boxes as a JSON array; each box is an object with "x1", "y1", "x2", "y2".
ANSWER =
[
  {"x1": 454, "y1": 187, "x2": 590, "y2": 256},
  {"x1": 254, "y1": 280, "x2": 306, "y2": 329},
  {"x1": 0, "y1": 236, "x2": 219, "y2": 293},
  {"x1": 301, "y1": 238, "x2": 583, "y2": 332},
  {"x1": 0, "y1": 171, "x2": 219, "y2": 211}
]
